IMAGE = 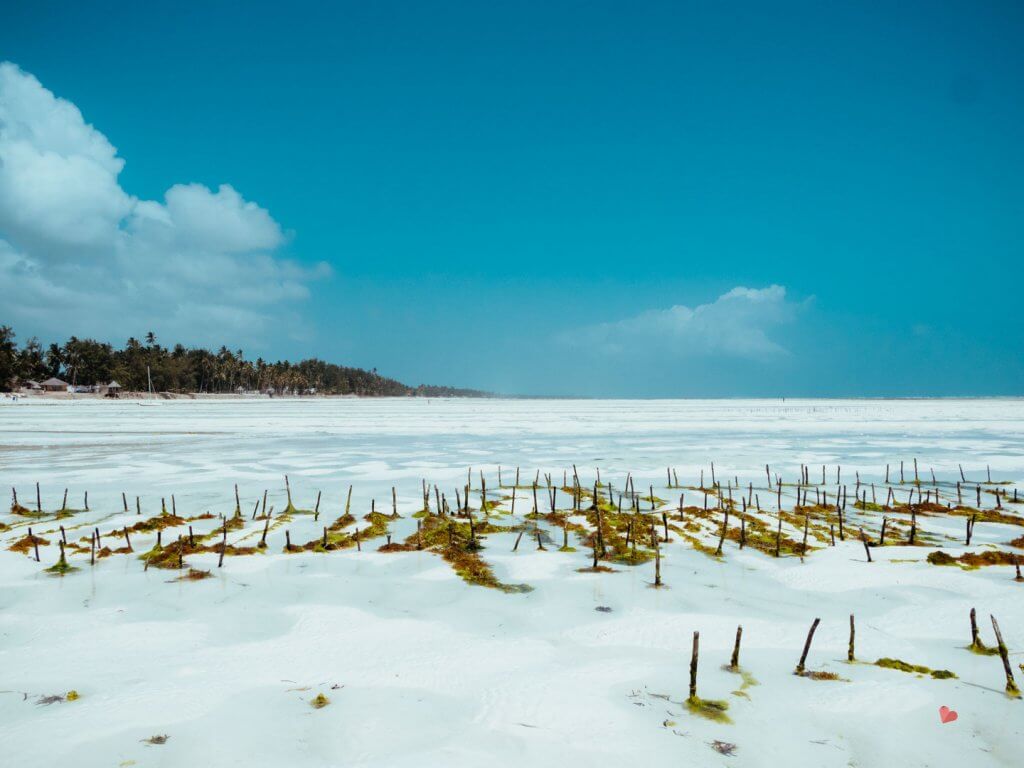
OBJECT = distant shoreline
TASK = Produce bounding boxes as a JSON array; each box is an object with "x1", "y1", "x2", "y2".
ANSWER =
[{"x1": 3, "y1": 391, "x2": 1022, "y2": 405}]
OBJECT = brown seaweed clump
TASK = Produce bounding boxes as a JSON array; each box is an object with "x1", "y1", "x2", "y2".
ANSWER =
[{"x1": 927, "y1": 550, "x2": 1020, "y2": 568}]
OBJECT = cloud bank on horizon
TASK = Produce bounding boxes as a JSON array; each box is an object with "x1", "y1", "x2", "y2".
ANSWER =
[
  {"x1": 558, "y1": 285, "x2": 805, "y2": 361},
  {"x1": 0, "y1": 62, "x2": 329, "y2": 348}
]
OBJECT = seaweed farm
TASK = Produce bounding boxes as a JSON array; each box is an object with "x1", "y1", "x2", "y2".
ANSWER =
[{"x1": 1, "y1": 398, "x2": 1023, "y2": 767}]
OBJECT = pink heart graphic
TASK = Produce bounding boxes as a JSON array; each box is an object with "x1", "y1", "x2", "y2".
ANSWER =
[{"x1": 939, "y1": 706, "x2": 958, "y2": 724}]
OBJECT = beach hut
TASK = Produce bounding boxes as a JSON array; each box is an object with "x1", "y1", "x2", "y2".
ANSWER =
[
  {"x1": 41, "y1": 377, "x2": 69, "y2": 392},
  {"x1": 100, "y1": 380, "x2": 122, "y2": 397},
  {"x1": 22, "y1": 380, "x2": 41, "y2": 391}
]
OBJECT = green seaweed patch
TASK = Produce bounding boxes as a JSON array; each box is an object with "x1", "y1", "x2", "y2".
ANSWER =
[
  {"x1": 853, "y1": 499, "x2": 885, "y2": 512},
  {"x1": 966, "y1": 642, "x2": 1000, "y2": 656},
  {"x1": 310, "y1": 693, "x2": 330, "y2": 709},
  {"x1": 947, "y1": 506, "x2": 1024, "y2": 526},
  {"x1": 728, "y1": 668, "x2": 758, "y2": 698},
  {"x1": 875, "y1": 658, "x2": 956, "y2": 679},
  {"x1": 686, "y1": 696, "x2": 731, "y2": 724},
  {"x1": 125, "y1": 513, "x2": 187, "y2": 533},
  {"x1": 45, "y1": 558, "x2": 78, "y2": 575},
  {"x1": 402, "y1": 515, "x2": 529, "y2": 592}
]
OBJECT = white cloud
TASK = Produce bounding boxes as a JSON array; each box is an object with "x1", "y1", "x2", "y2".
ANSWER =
[
  {"x1": 0, "y1": 61, "x2": 328, "y2": 347},
  {"x1": 558, "y1": 285, "x2": 801, "y2": 360}
]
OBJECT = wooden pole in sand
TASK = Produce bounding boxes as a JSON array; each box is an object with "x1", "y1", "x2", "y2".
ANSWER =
[
  {"x1": 653, "y1": 525, "x2": 662, "y2": 586},
  {"x1": 689, "y1": 631, "x2": 700, "y2": 700},
  {"x1": 860, "y1": 530, "x2": 872, "y2": 562},
  {"x1": 795, "y1": 618, "x2": 821, "y2": 675},
  {"x1": 990, "y1": 615, "x2": 1019, "y2": 696},
  {"x1": 848, "y1": 615, "x2": 855, "y2": 662},
  {"x1": 259, "y1": 513, "x2": 271, "y2": 548},
  {"x1": 730, "y1": 626, "x2": 743, "y2": 670}
]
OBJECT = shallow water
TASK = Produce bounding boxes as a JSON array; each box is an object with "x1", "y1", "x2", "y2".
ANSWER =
[{"x1": 1, "y1": 398, "x2": 1022, "y2": 767}]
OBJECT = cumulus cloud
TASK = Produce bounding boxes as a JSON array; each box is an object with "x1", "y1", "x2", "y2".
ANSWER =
[
  {"x1": 558, "y1": 285, "x2": 802, "y2": 360},
  {"x1": 0, "y1": 61, "x2": 328, "y2": 346}
]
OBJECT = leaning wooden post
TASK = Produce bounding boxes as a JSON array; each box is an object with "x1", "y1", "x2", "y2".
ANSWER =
[
  {"x1": 61, "y1": 488, "x2": 68, "y2": 511},
  {"x1": 285, "y1": 475, "x2": 292, "y2": 507},
  {"x1": 689, "y1": 631, "x2": 700, "y2": 700},
  {"x1": 36, "y1": 482, "x2": 41, "y2": 513},
  {"x1": 795, "y1": 617, "x2": 821, "y2": 675},
  {"x1": 990, "y1": 615, "x2": 1019, "y2": 696},
  {"x1": 259, "y1": 513, "x2": 271, "y2": 548},
  {"x1": 730, "y1": 625, "x2": 743, "y2": 670},
  {"x1": 860, "y1": 530, "x2": 872, "y2": 562},
  {"x1": 848, "y1": 615, "x2": 855, "y2": 662}
]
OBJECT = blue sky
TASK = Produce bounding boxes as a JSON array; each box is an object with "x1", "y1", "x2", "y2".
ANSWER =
[{"x1": 1, "y1": 1, "x2": 1021, "y2": 396}]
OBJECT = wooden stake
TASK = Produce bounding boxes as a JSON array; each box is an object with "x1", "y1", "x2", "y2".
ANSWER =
[
  {"x1": 795, "y1": 617, "x2": 821, "y2": 675},
  {"x1": 990, "y1": 615, "x2": 1019, "y2": 696},
  {"x1": 970, "y1": 607, "x2": 981, "y2": 650},
  {"x1": 848, "y1": 615, "x2": 855, "y2": 661},
  {"x1": 689, "y1": 631, "x2": 700, "y2": 700},
  {"x1": 259, "y1": 513, "x2": 271, "y2": 548},
  {"x1": 730, "y1": 625, "x2": 742, "y2": 670}
]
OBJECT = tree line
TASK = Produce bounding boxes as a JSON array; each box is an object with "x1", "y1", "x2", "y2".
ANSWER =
[{"x1": 0, "y1": 326, "x2": 487, "y2": 397}]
